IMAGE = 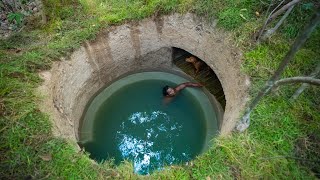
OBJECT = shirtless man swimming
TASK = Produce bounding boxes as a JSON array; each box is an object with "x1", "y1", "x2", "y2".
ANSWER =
[{"x1": 162, "y1": 82, "x2": 203, "y2": 97}]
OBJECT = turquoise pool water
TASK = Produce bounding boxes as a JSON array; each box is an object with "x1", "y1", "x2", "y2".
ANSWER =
[{"x1": 79, "y1": 72, "x2": 219, "y2": 175}]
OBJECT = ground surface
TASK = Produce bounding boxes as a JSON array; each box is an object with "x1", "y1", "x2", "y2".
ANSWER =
[
  {"x1": 0, "y1": 0, "x2": 43, "y2": 38},
  {"x1": 0, "y1": 0, "x2": 319, "y2": 179}
]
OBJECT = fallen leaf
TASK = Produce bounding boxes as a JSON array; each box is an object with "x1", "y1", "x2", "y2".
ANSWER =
[
  {"x1": 239, "y1": 14, "x2": 247, "y2": 20},
  {"x1": 39, "y1": 154, "x2": 52, "y2": 161}
]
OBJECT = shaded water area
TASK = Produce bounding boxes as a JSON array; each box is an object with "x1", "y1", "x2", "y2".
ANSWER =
[{"x1": 79, "y1": 72, "x2": 220, "y2": 175}]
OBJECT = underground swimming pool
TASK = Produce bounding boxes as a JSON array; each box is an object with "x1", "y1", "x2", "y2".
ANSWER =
[{"x1": 79, "y1": 71, "x2": 221, "y2": 175}]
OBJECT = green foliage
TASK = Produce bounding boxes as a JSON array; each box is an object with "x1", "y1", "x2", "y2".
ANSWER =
[
  {"x1": 1, "y1": 0, "x2": 319, "y2": 179},
  {"x1": 202, "y1": 0, "x2": 261, "y2": 30},
  {"x1": 78, "y1": 0, "x2": 189, "y2": 25},
  {"x1": 0, "y1": 33, "x2": 39, "y2": 50},
  {"x1": 218, "y1": 8, "x2": 246, "y2": 30},
  {"x1": 42, "y1": 0, "x2": 78, "y2": 20},
  {"x1": 242, "y1": 26, "x2": 319, "y2": 95},
  {"x1": 192, "y1": 0, "x2": 215, "y2": 22},
  {"x1": 7, "y1": 12, "x2": 24, "y2": 27},
  {"x1": 280, "y1": 1, "x2": 318, "y2": 39},
  {"x1": 36, "y1": 139, "x2": 100, "y2": 179}
]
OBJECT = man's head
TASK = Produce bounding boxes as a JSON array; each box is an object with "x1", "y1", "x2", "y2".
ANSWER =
[{"x1": 163, "y1": 85, "x2": 175, "y2": 97}]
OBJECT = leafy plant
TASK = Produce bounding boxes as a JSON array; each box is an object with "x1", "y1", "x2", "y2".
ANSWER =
[{"x1": 7, "y1": 12, "x2": 24, "y2": 27}]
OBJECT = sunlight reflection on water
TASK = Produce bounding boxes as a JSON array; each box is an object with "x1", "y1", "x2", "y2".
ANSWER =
[{"x1": 116, "y1": 111, "x2": 189, "y2": 174}]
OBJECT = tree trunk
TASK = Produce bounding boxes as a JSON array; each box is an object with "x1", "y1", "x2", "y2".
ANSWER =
[{"x1": 236, "y1": 9, "x2": 320, "y2": 132}]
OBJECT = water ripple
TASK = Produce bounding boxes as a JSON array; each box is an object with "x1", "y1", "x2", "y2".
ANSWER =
[{"x1": 116, "y1": 110, "x2": 188, "y2": 175}]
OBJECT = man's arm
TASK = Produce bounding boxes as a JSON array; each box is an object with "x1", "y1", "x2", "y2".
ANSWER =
[{"x1": 175, "y1": 82, "x2": 203, "y2": 92}]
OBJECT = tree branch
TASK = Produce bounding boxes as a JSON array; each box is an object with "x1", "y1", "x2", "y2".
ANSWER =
[
  {"x1": 269, "y1": 0, "x2": 302, "y2": 23},
  {"x1": 290, "y1": 63, "x2": 320, "y2": 101},
  {"x1": 270, "y1": 9, "x2": 320, "y2": 83},
  {"x1": 236, "y1": 9, "x2": 320, "y2": 132},
  {"x1": 261, "y1": 5, "x2": 295, "y2": 40},
  {"x1": 256, "y1": 0, "x2": 303, "y2": 42},
  {"x1": 256, "y1": 0, "x2": 286, "y2": 41},
  {"x1": 274, "y1": 77, "x2": 320, "y2": 87}
]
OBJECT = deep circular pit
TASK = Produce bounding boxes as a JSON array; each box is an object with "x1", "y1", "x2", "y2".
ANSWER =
[{"x1": 79, "y1": 71, "x2": 220, "y2": 174}]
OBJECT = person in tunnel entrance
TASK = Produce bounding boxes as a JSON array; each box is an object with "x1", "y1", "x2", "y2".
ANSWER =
[{"x1": 162, "y1": 82, "x2": 203, "y2": 97}]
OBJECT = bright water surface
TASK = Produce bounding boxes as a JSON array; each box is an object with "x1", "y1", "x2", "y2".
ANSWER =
[{"x1": 82, "y1": 79, "x2": 208, "y2": 175}]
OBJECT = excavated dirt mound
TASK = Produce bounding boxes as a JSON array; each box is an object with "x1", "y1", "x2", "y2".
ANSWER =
[{"x1": 38, "y1": 13, "x2": 250, "y2": 141}]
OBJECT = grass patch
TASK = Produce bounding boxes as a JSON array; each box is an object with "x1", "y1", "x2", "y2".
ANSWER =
[{"x1": 0, "y1": 0, "x2": 319, "y2": 179}]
